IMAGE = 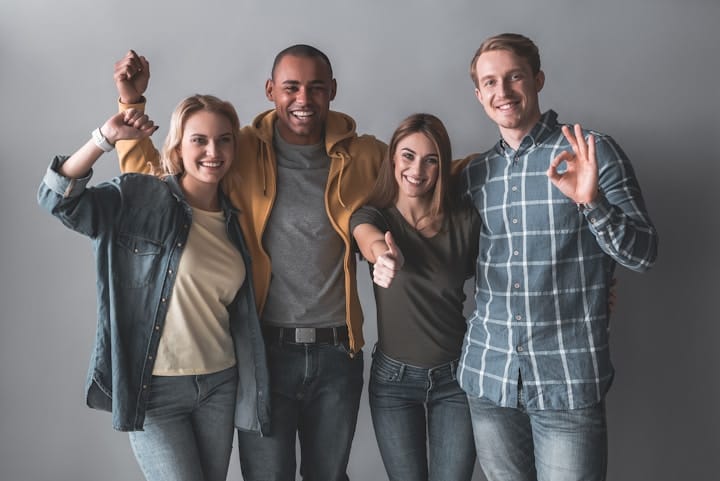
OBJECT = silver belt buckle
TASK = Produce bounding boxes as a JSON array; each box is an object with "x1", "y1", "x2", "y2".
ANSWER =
[{"x1": 294, "y1": 327, "x2": 316, "y2": 343}]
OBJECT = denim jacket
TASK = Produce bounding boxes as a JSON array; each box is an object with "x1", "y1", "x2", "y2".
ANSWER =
[{"x1": 38, "y1": 156, "x2": 270, "y2": 433}]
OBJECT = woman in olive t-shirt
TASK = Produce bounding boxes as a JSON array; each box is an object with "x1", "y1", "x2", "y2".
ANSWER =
[{"x1": 351, "y1": 113, "x2": 480, "y2": 481}]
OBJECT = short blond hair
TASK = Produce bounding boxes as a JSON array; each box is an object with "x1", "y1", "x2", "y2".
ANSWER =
[{"x1": 469, "y1": 33, "x2": 541, "y2": 88}]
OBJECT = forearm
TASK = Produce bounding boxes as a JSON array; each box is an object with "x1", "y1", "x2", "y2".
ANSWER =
[
  {"x1": 583, "y1": 192, "x2": 658, "y2": 272},
  {"x1": 58, "y1": 139, "x2": 105, "y2": 179},
  {"x1": 588, "y1": 138, "x2": 658, "y2": 271},
  {"x1": 352, "y1": 223, "x2": 387, "y2": 263}
]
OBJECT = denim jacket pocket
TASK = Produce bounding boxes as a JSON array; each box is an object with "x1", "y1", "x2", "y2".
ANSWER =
[{"x1": 114, "y1": 233, "x2": 163, "y2": 288}]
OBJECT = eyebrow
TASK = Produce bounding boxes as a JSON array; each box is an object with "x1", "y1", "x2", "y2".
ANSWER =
[{"x1": 281, "y1": 79, "x2": 328, "y2": 86}]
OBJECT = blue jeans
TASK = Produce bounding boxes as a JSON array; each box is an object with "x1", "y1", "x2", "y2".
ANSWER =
[
  {"x1": 128, "y1": 366, "x2": 238, "y2": 481},
  {"x1": 467, "y1": 384, "x2": 607, "y2": 481},
  {"x1": 369, "y1": 349, "x2": 476, "y2": 481},
  {"x1": 237, "y1": 339, "x2": 364, "y2": 481}
]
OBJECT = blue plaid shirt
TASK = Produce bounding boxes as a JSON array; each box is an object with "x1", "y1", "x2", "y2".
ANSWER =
[{"x1": 458, "y1": 110, "x2": 658, "y2": 410}]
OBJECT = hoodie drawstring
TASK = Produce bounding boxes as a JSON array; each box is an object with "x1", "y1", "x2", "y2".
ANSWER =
[{"x1": 335, "y1": 151, "x2": 348, "y2": 209}]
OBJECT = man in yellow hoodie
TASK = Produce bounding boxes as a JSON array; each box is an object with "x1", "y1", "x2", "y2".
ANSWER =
[{"x1": 114, "y1": 45, "x2": 386, "y2": 481}]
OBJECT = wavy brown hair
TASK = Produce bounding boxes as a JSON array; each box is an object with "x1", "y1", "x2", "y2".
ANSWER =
[{"x1": 365, "y1": 113, "x2": 452, "y2": 221}]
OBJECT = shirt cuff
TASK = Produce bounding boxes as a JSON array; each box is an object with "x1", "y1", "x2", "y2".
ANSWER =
[
  {"x1": 43, "y1": 155, "x2": 93, "y2": 198},
  {"x1": 580, "y1": 192, "x2": 611, "y2": 229}
]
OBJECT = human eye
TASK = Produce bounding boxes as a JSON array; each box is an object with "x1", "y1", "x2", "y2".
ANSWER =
[
  {"x1": 401, "y1": 151, "x2": 415, "y2": 161},
  {"x1": 425, "y1": 156, "x2": 439, "y2": 164}
]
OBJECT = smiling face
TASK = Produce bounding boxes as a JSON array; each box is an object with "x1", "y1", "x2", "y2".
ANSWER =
[
  {"x1": 393, "y1": 132, "x2": 440, "y2": 202},
  {"x1": 178, "y1": 109, "x2": 234, "y2": 193},
  {"x1": 265, "y1": 54, "x2": 336, "y2": 145},
  {"x1": 473, "y1": 49, "x2": 545, "y2": 146}
]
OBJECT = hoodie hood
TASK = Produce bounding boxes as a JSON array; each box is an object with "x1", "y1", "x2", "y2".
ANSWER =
[{"x1": 249, "y1": 109, "x2": 358, "y2": 154}]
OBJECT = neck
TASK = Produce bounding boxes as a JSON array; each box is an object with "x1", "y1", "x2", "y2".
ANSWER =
[
  {"x1": 180, "y1": 176, "x2": 220, "y2": 211},
  {"x1": 499, "y1": 111, "x2": 542, "y2": 150},
  {"x1": 395, "y1": 195, "x2": 441, "y2": 236}
]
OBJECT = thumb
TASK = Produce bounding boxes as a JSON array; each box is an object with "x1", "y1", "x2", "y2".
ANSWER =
[{"x1": 385, "y1": 231, "x2": 398, "y2": 257}]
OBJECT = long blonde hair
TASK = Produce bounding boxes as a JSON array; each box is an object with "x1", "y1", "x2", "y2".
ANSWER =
[{"x1": 160, "y1": 94, "x2": 241, "y2": 175}]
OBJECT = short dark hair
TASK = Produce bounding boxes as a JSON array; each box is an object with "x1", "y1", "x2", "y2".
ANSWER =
[
  {"x1": 271, "y1": 44, "x2": 333, "y2": 79},
  {"x1": 469, "y1": 33, "x2": 541, "y2": 87}
]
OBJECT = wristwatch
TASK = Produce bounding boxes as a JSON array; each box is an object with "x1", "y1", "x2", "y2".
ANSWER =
[{"x1": 91, "y1": 127, "x2": 115, "y2": 152}]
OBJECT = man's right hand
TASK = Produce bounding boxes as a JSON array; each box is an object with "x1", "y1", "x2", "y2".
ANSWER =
[{"x1": 114, "y1": 50, "x2": 150, "y2": 104}]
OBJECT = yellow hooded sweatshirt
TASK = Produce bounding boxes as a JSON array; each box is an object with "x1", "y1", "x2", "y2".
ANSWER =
[{"x1": 117, "y1": 103, "x2": 386, "y2": 353}]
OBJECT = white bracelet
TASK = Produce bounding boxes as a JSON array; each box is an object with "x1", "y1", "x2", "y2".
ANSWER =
[{"x1": 91, "y1": 127, "x2": 114, "y2": 152}]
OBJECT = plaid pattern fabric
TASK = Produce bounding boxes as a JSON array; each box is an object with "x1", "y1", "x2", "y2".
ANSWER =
[{"x1": 458, "y1": 110, "x2": 658, "y2": 410}]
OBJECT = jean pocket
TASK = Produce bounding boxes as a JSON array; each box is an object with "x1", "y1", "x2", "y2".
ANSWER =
[
  {"x1": 113, "y1": 233, "x2": 163, "y2": 288},
  {"x1": 371, "y1": 355, "x2": 403, "y2": 383}
]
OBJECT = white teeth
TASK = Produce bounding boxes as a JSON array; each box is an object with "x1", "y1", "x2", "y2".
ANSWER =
[
  {"x1": 292, "y1": 111, "x2": 314, "y2": 118},
  {"x1": 405, "y1": 176, "x2": 423, "y2": 185},
  {"x1": 200, "y1": 162, "x2": 222, "y2": 167}
]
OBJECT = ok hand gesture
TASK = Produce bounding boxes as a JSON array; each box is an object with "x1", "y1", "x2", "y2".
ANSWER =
[{"x1": 546, "y1": 124, "x2": 599, "y2": 204}]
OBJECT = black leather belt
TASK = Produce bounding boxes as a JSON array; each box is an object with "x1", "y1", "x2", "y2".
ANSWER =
[{"x1": 262, "y1": 325, "x2": 349, "y2": 344}]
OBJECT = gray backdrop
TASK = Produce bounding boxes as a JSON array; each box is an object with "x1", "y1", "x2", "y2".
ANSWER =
[{"x1": 1, "y1": 0, "x2": 718, "y2": 480}]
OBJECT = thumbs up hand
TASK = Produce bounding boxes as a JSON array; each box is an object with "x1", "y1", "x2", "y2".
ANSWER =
[{"x1": 373, "y1": 231, "x2": 405, "y2": 289}]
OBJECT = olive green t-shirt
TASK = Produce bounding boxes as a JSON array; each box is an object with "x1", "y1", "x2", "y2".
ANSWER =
[{"x1": 351, "y1": 204, "x2": 480, "y2": 367}]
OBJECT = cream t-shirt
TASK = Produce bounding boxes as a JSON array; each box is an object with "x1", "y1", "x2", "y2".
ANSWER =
[{"x1": 153, "y1": 207, "x2": 245, "y2": 375}]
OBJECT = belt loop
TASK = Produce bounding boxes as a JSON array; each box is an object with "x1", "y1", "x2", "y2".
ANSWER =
[
  {"x1": 333, "y1": 327, "x2": 338, "y2": 345},
  {"x1": 278, "y1": 327, "x2": 284, "y2": 344},
  {"x1": 397, "y1": 363, "x2": 405, "y2": 381}
]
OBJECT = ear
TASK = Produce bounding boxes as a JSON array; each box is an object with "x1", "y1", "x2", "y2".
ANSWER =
[
  {"x1": 474, "y1": 87, "x2": 483, "y2": 104},
  {"x1": 535, "y1": 70, "x2": 545, "y2": 93},
  {"x1": 265, "y1": 78, "x2": 274, "y2": 102},
  {"x1": 329, "y1": 78, "x2": 337, "y2": 101}
]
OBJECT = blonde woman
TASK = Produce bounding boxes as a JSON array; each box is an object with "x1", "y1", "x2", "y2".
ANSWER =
[{"x1": 38, "y1": 95, "x2": 269, "y2": 481}]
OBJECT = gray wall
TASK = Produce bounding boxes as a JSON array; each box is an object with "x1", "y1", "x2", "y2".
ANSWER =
[{"x1": 1, "y1": 0, "x2": 718, "y2": 480}]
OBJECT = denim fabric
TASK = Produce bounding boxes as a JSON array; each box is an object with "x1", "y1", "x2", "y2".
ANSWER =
[
  {"x1": 467, "y1": 387, "x2": 607, "y2": 481},
  {"x1": 38, "y1": 157, "x2": 269, "y2": 433},
  {"x1": 236, "y1": 340, "x2": 364, "y2": 481},
  {"x1": 128, "y1": 367, "x2": 238, "y2": 481},
  {"x1": 369, "y1": 349, "x2": 476, "y2": 481}
]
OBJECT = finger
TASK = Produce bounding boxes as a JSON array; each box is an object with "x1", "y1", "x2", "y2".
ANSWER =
[
  {"x1": 122, "y1": 108, "x2": 138, "y2": 123},
  {"x1": 377, "y1": 254, "x2": 396, "y2": 272},
  {"x1": 561, "y1": 125, "x2": 579, "y2": 154},
  {"x1": 574, "y1": 124, "x2": 588, "y2": 161},
  {"x1": 385, "y1": 231, "x2": 397, "y2": 257},
  {"x1": 587, "y1": 133, "x2": 596, "y2": 167}
]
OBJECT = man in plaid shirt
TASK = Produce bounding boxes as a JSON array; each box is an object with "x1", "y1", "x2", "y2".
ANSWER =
[{"x1": 459, "y1": 33, "x2": 658, "y2": 481}]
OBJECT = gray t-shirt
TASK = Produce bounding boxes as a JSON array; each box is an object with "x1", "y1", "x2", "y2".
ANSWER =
[
  {"x1": 351, "y1": 204, "x2": 480, "y2": 367},
  {"x1": 261, "y1": 129, "x2": 346, "y2": 328}
]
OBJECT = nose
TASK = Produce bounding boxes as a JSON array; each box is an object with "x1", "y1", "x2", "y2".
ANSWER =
[
  {"x1": 205, "y1": 140, "x2": 217, "y2": 157},
  {"x1": 295, "y1": 87, "x2": 308, "y2": 105},
  {"x1": 499, "y1": 78, "x2": 512, "y2": 96}
]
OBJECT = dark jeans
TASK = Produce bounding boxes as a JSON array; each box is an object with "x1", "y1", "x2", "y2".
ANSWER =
[
  {"x1": 237, "y1": 338, "x2": 364, "y2": 481},
  {"x1": 369, "y1": 349, "x2": 476, "y2": 481}
]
